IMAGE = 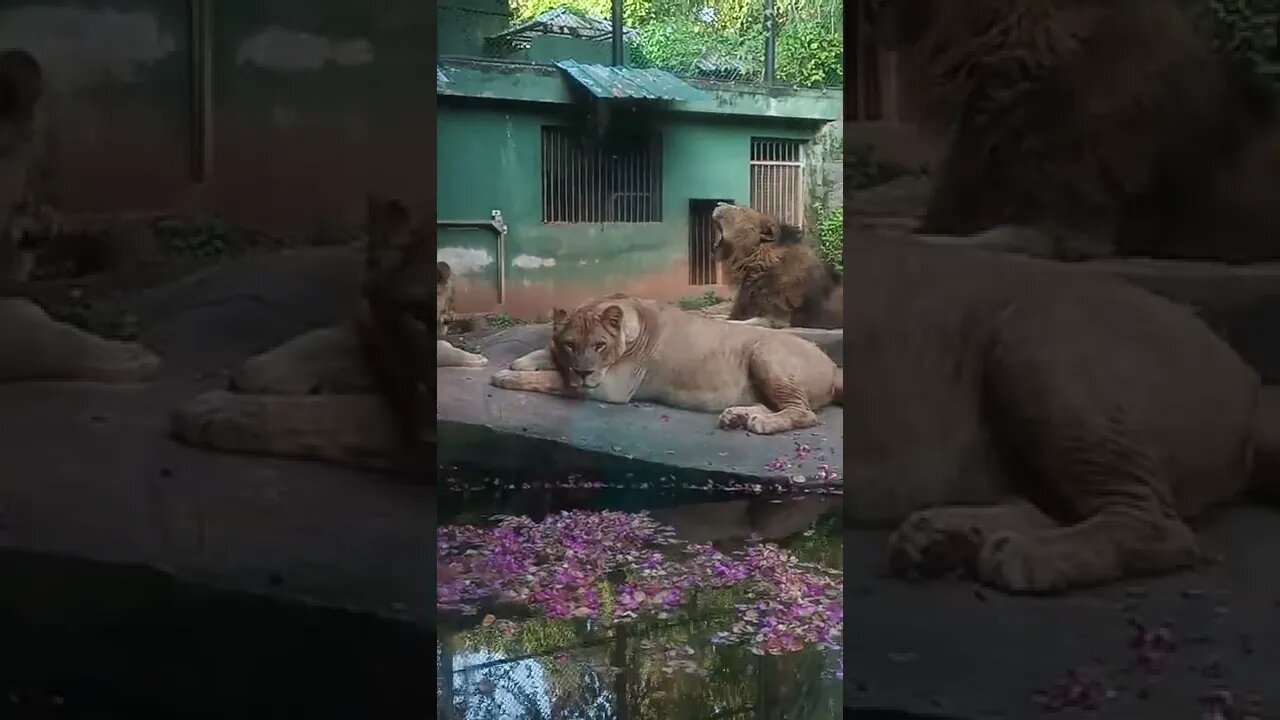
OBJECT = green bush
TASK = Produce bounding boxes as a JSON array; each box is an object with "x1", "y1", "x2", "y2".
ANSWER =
[
  {"x1": 814, "y1": 205, "x2": 842, "y2": 273},
  {"x1": 509, "y1": 0, "x2": 843, "y2": 89}
]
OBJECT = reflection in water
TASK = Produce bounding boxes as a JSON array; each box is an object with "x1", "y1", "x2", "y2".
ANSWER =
[{"x1": 438, "y1": 498, "x2": 842, "y2": 719}]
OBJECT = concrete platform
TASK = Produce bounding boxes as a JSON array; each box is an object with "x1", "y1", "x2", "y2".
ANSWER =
[
  {"x1": 0, "y1": 248, "x2": 430, "y2": 626},
  {"x1": 846, "y1": 505, "x2": 1280, "y2": 719},
  {"x1": 438, "y1": 324, "x2": 845, "y2": 490}
]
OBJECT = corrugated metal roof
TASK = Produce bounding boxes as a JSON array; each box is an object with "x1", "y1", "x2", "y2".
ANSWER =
[{"x1": 554, "y1": 60, "x2": 708, "y2": 102}]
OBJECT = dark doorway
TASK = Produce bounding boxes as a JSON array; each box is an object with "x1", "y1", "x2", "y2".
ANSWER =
[{"x1": 689, "y1": 198, "x2": 732, "y2": 286}]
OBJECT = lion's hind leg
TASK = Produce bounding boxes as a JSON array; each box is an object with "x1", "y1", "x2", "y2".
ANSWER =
[
  {"x1": 971, "y1": 411, "x2": 1200, "y2": 593},
  {"x1": 720, "y1": 347, "x2": 820, "y2": 435}
]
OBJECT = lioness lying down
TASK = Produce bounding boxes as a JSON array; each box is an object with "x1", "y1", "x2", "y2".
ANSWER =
[
  {"x1": 491, "y1": 294, "x2": 842, "y2": 435},
  {"x1": 171, "y1": 198, "x2": 482, "y2": 468},
  {"x1": 841, "y1": 234, "x2": 1280, "y2": 593}
]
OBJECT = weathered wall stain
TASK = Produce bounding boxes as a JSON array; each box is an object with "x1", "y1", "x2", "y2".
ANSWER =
[
  {"x1": 437, "y1": 246, "x2": 494, "y2": 276},
  {"x1": 0, "y1": 5, "x2": 176, "y2": 91},
  {"x1": 235, "y1": 28, "x2": 374, "y2": 72}
]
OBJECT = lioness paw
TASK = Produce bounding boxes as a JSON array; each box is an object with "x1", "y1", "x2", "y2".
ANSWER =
[
  {"x1": 888, "y1": 510, "x2": 985, "y2": 580},
  {"x1": 460, "y1": 352, "x2": 488, "y2": 367},
  {"x1": 490, "y1": 369, "x2": 521, "y2": 388},
  {"x1": 976, "y1": 531, "x2": 1063, "y2": 594},
  {"x1": 746, "y1": 413, "x2": 790, "y2": 435},
  {"x1": 717, "y1": 406, "x2": 754, "y2": 429}
]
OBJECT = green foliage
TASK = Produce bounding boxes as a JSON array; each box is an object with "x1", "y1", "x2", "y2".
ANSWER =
[
  {"x1": 774, "y1": 20, "x2": 843, "y2": 87},
  {"x1": 1188, "y1": 0, "x2": 1280, "y2": 65},
  {"x1": 485, "y1": 312, "x2": 522, "y2": 330},
  {"x1": 814, "y1": 204, "x2": 842, "y2": 273},
  {"x1": 510, "y1": 0, "x2": 843, "y2": 88},
  {"x1": 675, "y1": 289, "x2": 726, "y2": 310}
]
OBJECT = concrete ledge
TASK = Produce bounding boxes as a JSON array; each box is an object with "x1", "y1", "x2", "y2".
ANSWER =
[
  {"x1": 0, "y1": 548, "x2": 431, "y2": 714},
  {"x1": 846, "y1": 505, "x2": 1280, "y2": 719},
  {"x1": 438, "y1": 324, "x2": 844, "y2": 487}
]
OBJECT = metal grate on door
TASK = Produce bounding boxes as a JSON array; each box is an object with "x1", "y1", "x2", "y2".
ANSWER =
[
  {"x1": 541, "y1": 126, "x2": 663, "y2": 223},
  {"x1": 749, "y1": 138, "x2": 805, "y2": 228}
]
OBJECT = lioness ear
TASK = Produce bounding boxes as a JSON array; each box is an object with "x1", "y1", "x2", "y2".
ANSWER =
[
  {"x1": 437, "y1": 261, "x2": 452, "y2": 284},
  {"x1": 552, "y1": 308, "x2": 568, "y2": 328},
  {"x1": 599, "y1": 305, "x2": 624, "y2": 332}
]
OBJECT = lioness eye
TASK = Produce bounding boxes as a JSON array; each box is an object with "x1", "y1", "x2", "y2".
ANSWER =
[
  {"x1": 563, "y1": 342, "x2": 575, "y2": 352},
  {"x1": 593, "y1": 342, "x2": 606, "y2": 352}
]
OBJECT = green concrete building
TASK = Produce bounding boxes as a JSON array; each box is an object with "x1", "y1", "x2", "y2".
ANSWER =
[{"x1": 438, "y1": 2, "x2": 842, "y2": 317}]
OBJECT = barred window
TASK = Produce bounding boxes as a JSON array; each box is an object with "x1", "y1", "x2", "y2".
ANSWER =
[
  {"x1": 749, "y1": 138, "x2": 806, "y2": 227},
  {"x1": 541, "y1": 127, "x2": 663, "y2": 223}
]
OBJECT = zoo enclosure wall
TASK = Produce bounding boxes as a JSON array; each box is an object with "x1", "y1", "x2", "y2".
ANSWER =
[
  {"x1": 437, "y1": 57, "x2": 842, "y2": 318},
  {"x1": 0, "y1": 0, "x2": 433, "y2": 234}
]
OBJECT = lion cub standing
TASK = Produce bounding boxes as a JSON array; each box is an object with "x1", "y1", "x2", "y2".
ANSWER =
[
  {"x1": 434, "y1": 260, "x2": 488, "y2": 368},
  {"x1": 491, "y1": 294, "x2": 842, "y2": 434}
]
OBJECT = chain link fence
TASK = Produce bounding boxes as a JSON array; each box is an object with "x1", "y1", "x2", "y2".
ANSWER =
[{"x1": 507, "y1": 0, "x2": 843, "y2": 88}]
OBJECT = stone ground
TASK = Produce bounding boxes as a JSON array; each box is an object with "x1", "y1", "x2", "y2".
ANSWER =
[
  {"x1": 846, "y1": 506, "x2": 1280, "y2": 719},
  {"x1": 0, "y1": 247, "x2": 431, "y2": 626}
]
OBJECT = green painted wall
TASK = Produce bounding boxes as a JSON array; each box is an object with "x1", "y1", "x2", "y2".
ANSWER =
[
  {"x1": 0, "y1": 0, "x2": 193, "y2": 212},
  {"x1": 438, "y1": 101, "x2": 825, "y2": 316},
  {"x1": 437, "y1": 58, "x2": 842, "y2": 316},
  {"x1": 439, "y1": 0, "x2": 510, "y2": 57},
  {"x1": 209, "y1": 0, "x2": 433, "y2": 231}
]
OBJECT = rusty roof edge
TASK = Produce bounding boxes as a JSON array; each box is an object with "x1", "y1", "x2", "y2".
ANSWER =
[{"x1": 553, "y1": 60, "x2": 709, "y2": 102}]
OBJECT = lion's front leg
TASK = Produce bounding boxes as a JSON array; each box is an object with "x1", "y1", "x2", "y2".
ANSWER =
[
  {"x1": 436, "y1": 339, "x2": 488, "y2": 368},
  {"x1": 509, "y1": 347, "x2": 556, "y2": 371}
]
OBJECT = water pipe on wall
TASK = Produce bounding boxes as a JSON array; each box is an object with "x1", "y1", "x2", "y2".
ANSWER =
[{"x1": 438, "y1": 210, "x2": 508, "y2": 305}]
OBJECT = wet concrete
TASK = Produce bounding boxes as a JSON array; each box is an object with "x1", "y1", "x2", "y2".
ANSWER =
[
  {"x1": 438, "y1": 324, "x2": 845, "y2": 490},
  {"x1": 0, "y1": 548, "x2": 431, "y2": 715}
]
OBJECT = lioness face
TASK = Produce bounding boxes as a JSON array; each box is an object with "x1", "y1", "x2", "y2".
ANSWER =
[
  {"x1": 550, "y1": 304, "x2": 626, "y2": 390},
  {"x1": 711, "y1": 202, "x2": 781, "y2": 261}
]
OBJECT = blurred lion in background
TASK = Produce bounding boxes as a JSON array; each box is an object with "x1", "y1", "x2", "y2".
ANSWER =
[
  {"x1": 0, "y1": 47, "x2": 57, "y2": 282},
  {"x1": 873, "y1": 0, "x2": 1280, "y2": 262}
]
